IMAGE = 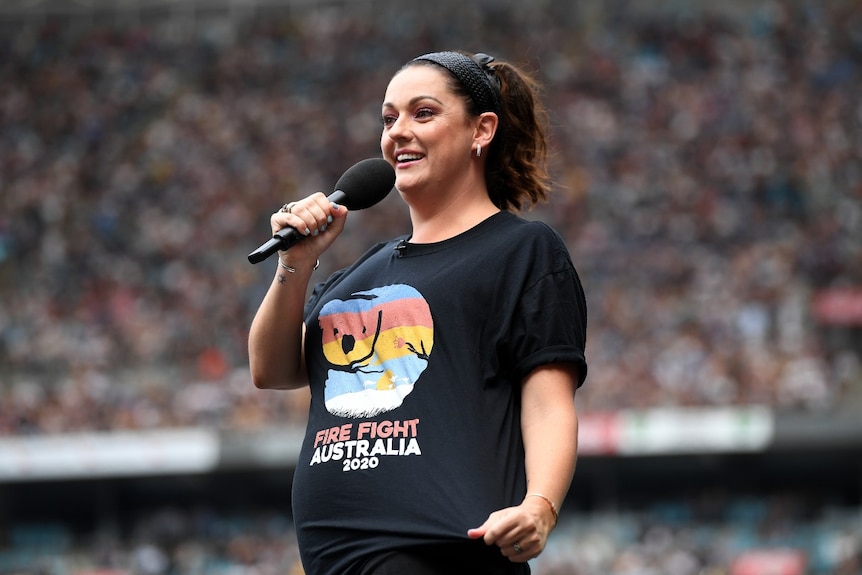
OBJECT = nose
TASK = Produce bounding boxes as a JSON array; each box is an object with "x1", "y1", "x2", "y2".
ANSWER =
[{"x1": 386, "y1": 115, "x2": 410, "y2": 141}]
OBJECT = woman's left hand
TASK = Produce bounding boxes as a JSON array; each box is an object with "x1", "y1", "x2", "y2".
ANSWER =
[{"x1": 466, "y1": 496, "x2": 556, "y2": 562}]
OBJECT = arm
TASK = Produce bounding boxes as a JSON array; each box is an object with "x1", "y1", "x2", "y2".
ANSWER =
[
  {"x1": 248, "y1": 194, "x2": 346, "y2": 390},
  {"x1": 248, "y1": 262, "x2": 315, "y2": 390},
  {"x1": 467, "y1": 362, "x2": 579, "y2": 562},
  {"x1": 521, "y1": 362, "x2": 579, "y2": 530}
]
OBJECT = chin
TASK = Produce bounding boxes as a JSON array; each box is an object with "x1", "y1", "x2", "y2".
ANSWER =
[{"x1": 394, "y1": 177, "x2": 419, "y2": 194}]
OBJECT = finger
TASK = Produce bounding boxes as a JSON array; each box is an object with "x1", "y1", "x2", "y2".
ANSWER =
[
  {"x1": 468, "y1": 514, "x2": 503, "y2": 546},
  {"x1": 290, "y1": 194, "x2": 341, "y2": 237},
  {"x1": 466, "y1": 527, "x2": 486, "y2": 540},
  {"x1": 271, "y1": 210, "x2": 311, "y2": 237},
  {"x1": 285, "y1": 207, "x2": 320, "y2": 237},
  {"x1": 474, "y1": 509, "x2": 521, "y2": 547},
  {"x1": 271, "y1": 205, "x2": 318, "y2": 237},
  {"x1": 498, "y1": 539, "x2": 536, "y2": 563}
]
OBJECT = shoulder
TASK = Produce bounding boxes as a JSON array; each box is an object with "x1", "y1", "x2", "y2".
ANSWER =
[
  {"x1": 494, "y1": 212, "x2": 573, "y2": 268},
  {"x1": 495, "y1": 211, "x2": 566, "y2": 243}
]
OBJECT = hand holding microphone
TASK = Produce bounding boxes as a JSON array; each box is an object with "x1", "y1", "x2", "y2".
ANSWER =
[{"x1": 248, "y1": 158, "x2": 395, "y2": 264}]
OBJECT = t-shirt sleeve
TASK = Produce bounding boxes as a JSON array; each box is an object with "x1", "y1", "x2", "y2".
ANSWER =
[
  {"x1": 304, "y1": 269, "x2": 346, "y2": 320},
  {"x1": 507, "y1": 234, "x2": 588, "y2": 387}
]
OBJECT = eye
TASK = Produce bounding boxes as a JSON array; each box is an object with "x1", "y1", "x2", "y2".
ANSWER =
[
  {"x1": 381, "y1": 114, "x2": 397, "y2": 128},
  {"x1": 414, "y1": 107, "x2": 434, "y2": 120}
]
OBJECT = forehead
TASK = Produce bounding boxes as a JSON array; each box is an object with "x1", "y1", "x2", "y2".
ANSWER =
[{"x1": 382, "y1": 65, "x2": 457, "y2": 106}]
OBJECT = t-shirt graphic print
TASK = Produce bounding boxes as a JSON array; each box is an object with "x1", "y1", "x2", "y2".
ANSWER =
[{"x1": 318, "y1": 283, "x2": 433, "y2": 418}]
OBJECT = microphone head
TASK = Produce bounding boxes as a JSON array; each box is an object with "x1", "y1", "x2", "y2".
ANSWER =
[{"x1": 334, "y1": 158, "x2": 395, "y2": 210}]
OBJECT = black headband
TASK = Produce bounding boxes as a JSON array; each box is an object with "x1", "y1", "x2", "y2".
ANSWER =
[{"x1": 412, "y1": 51, "x2": 501, "y2": 114}]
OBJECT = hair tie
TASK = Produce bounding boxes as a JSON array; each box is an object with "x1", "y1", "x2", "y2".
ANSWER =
[{"x1": 412, "y1": 51, "x2": 501, "y2": 114}]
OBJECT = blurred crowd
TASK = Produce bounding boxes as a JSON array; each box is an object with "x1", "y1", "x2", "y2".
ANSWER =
[
  {"x1": 1, "y1": 492, "x2": 859, "y2": 574},
  {"x1": 1, "y1": 0, "x2": 862, "y2": 435}
]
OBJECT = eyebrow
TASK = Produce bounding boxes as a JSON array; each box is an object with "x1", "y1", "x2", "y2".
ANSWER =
[{"x1": 382, "y1": 95, "x2": 444, "y2": 109}]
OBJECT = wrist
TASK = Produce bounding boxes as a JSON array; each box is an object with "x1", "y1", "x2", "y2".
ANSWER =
[
  {"x1": 278, "y1": 257, "x2": 320, "y2": 273},
  {"x1": 525, "y1": 493, "x2": 559, "y2": 526}
]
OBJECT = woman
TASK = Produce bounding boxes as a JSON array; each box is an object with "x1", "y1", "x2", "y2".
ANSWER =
[{"x1": 248, "y1": 50, "x2": 587, "y2": 575}]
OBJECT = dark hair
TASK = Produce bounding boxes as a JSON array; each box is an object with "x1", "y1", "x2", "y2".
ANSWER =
[{"x1": 406, "y1": 51, "x2": 551, "y2": 212}]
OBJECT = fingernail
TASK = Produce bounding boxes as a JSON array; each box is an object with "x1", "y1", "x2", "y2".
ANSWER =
[
  {"x1": 304, "y1": 227, "x2": 311, "y2": 236},
  {"x1": 312, "y1": 229, "x2": 319, "y2": 236},
  {"x1": 327, "y1": 215, "x2": 333, "y2": 223},
  {"x1": 331, "y1": 202, "x2": 340, "y2": 211},
  {"x1": 321, "y1": 224, "x2": 328, "y2": 232}
]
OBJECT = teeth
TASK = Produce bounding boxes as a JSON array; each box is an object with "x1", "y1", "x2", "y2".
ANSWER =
[{"x1": 397, "y1": 153, "x2": 423, "y2": 162}]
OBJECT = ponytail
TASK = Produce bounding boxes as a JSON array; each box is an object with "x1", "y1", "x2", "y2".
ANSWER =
[{"x1": 485, "y1": 59, "x2": 551, "y2": 212}]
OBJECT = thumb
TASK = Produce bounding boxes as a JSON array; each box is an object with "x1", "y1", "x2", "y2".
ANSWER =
[{"x1": 466, "y1": 525, "x2": 487, "y2": 540}]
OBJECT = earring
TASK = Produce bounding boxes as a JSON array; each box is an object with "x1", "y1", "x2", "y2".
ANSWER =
[{"x1": 476, "y1": 144, "x2": 482, "y2": 158}]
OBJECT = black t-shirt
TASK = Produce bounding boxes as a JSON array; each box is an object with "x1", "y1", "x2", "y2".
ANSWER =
[{"x1": 293, "y1": 211, "x2": 588, "y2": 575}]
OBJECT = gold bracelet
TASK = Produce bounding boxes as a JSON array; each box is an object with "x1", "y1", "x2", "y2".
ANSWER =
[
  {"x1": 278, "y1": 259, "x2": 320, "y2": 273},
  {"x1": 526, "y1": 493, "x2": 559, "y2": 524}
]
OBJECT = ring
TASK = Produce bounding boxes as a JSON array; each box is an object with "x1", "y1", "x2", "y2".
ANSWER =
[
  {"x1": 513, "y1": 542, "x2": 522, "y2": 554},
  {"x1": 280, "y1": 202, "x2": 296, "y2": 213}
]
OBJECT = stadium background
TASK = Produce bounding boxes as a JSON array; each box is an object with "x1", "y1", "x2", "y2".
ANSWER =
[{"x1": 1, "y1": 0, "x2": 861, "y2": 573}]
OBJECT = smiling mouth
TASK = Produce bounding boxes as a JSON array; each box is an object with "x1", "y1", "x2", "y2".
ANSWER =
[{"x1": 396, "y1": 153, "x2": 424, "y2": 163}]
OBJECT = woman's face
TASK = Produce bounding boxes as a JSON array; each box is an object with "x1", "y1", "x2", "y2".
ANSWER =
[{"x1": 380, "y1": 65, "x2": 476, "y2": 196}]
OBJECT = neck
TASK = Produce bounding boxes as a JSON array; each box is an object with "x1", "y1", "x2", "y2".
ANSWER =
[{"x1": 408, "y1": 193, "x2": 500, "y2": 244}]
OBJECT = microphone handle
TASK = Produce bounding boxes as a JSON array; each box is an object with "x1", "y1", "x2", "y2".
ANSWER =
[{"x1": 247, "y1": 190, "x2": 348, "y2": 264}]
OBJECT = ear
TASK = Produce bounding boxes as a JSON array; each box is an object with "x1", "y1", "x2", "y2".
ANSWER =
[{"x1": 473, "y1": 111, "x2": 498, "y2": 150}]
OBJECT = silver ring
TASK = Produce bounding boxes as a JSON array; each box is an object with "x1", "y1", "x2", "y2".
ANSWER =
[
  {"x1": 513, "y1": 542, "x2": 522, "y2": 554},
  {"x1": 280, "y1": 202, "x2": 296, "y2": 213}
]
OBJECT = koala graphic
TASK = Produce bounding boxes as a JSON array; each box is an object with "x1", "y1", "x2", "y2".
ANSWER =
[{"x1": 318, "y1": 284, "x2": 433, "y2": 418}]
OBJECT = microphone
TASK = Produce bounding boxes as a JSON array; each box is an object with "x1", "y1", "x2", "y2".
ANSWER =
[
  {"x1": 248, "y1": 158, "x2": 395, "y2": 264},
  {"x1": 394, "y1": 239, "x2": 408, "y2": 256}
]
